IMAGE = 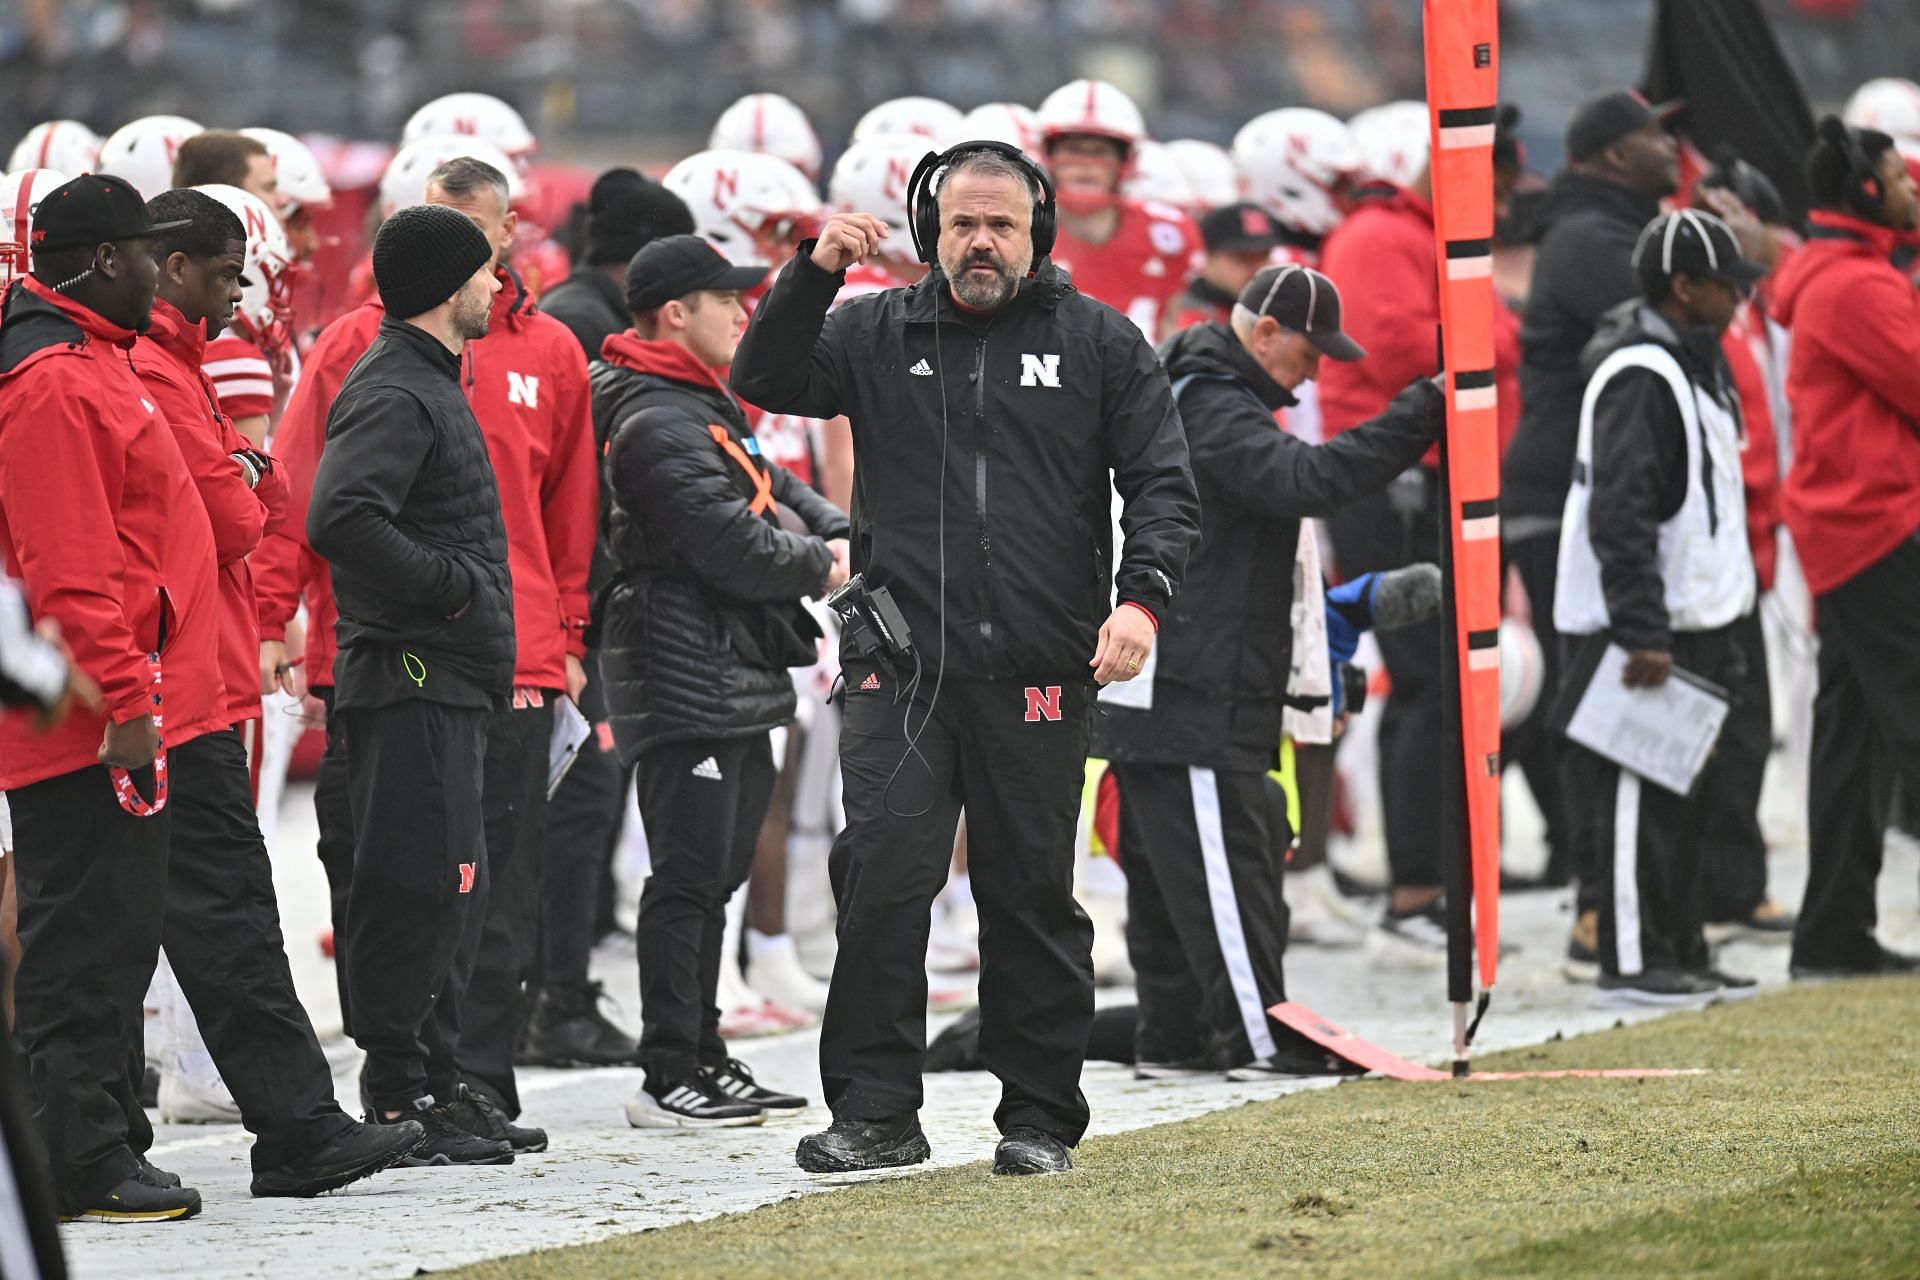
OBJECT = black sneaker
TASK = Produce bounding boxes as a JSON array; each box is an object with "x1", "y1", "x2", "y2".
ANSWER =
[
  {"x1": 701, "y1": 1057, "x2": 807, "y2": 1110},
  {"x1": 1227, "y1": 1046, "x2": 1368, "y2": 1081},
  {"x1": 1591, "y1": 969, "x2": 1723, "y2": 1009},
  {"x1": 136, "y1": 1155, "x2": 182, "y2": 1188},
  {"x1": 795, "y1": 1114, "x2": 930, "y2": 1173},
  {"x1": 1791, "y1": 946, "x2": 1920, "y2": 982},
  {"x1": 625, "y1": 1074, "x2": 767, "y2": 1129},
  {"x1": 518, "y1": 982, "x2": 640, "y2": 1067},
  {"x1": 445, "y1": 1084, "x2": 548, "y2": 1153},
  {"x1": 374, "y1": 1097, "x2": 514, "y2": 1166},
  {"x1": 251, "y1": 1119, "x2": 426, "y2": 1197},
  {"x1": 62, "y1": 1176, "x2": 201, "y2": 1223},
  {"x1": 993, "y1": 1126, "x2": 1073, "y2": 1176},
  {"x1": 1132, "y1": 1057, "x2": 1217, "y2": 1081},
  {"x1": 1698, "y1": 969, "x2": 1759, "y2": 1000}
]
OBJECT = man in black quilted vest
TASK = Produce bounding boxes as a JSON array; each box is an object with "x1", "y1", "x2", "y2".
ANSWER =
[
  {"x1": 308, "y1": 204, "x2": 520, "y2": 1167},
  {"x1": 592, "y1": 235, "x2": 849, "y2": 1128}
]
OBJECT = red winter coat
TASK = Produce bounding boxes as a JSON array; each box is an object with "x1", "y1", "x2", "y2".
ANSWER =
[
  {"x1": 1317, "y1": 187, "x2": 1522, "y2": 463},
  {"x1": 255, "y1": 266, "x2": 596, "y2": 690},
  {"x1": 0, "y1": 279, "x2": 224, "y2": 788},
  {"x1": 1721, "y1": 303, "x2": 1782, "y2": 593},
  {"x1": 1769, "y1": 211, "x2": 1920, "y2": 596},
  {"x1": 131, "y1": 298, "x2": 291, "y2": 727}
]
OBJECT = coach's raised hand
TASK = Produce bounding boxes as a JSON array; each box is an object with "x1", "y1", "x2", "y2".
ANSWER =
[{"x1": 810, "y1": 212, "x2": 889, "y2": 273}]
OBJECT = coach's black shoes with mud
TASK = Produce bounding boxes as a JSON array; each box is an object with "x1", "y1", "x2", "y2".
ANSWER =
[
  {"x1": 373, "y1": 1097, "x2": 513, "y2": 1166},
  {"x1": 446, "y1": 1083, "x2": 549, "y2": 1153},
  {"x1": 796, "y1": 1115, "x2": 931, "y2": 1172},
  {"x1": 251, "y1": 1119, "x2": 427, "y2": 1197},
  {"x1": 993, "y1": 1126, "x2": 1073, "y2": 1176}
]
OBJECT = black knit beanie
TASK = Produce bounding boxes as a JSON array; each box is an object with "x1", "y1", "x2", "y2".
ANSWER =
[
  {"x1": 373, "y1": 205, "x2": 494, "y2": 319},
  {"x1": 586, "y1": 172, "x2": 696, "y2": 267}
]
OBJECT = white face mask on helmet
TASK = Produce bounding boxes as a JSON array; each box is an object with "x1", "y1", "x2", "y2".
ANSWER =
[
  {"x1": 0, "y1": 168, "x2": 70, "y2": 294},
  {"x1": 1843, "y1": 77, "x2": 1920, "y2": 145},
  {"x1": 194, "y1": 183, "x2": 296, "y2": 353},
  {"x1": 7, "y1": 121, "x2": 100, "y2": 178},
  {"x1": 662, "y1": 149, "x2": 821, "y2": 270},
  {"x1": 1232, "y1": 108, "x2": 1358, "y2": 237},
  {"x1": 1348, "y1": 100, "x2": 1431, "y2": 190},
  {"x1": 828, "y1": 134, "x2": 929, "y2": 245},
  {"x1": 97, "y1": 115, "x2": 206, "y2": 202},
  {"x1": 851, "y1": 97, "x2": 967, "y2": 150},
  {"x1": 240, "y1": 127, "x2": 333, "y2": 213},
  {"x1": 401, "y1": 92, "x2": 537, "y2": 162},
  {"x1": 710, "y1": 93, "x2": 823, "y2": 181},
  {"x1": 380, "y1": 136, "x2": 525, "y2": 221}
]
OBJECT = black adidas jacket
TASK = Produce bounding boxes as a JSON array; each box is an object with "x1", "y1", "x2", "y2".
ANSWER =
[
  {"x1": 731, "y1": 249, "x2": 1199, "y2": 682},
  {"x1": 1094, "y1": 322, "x2": 1443, "y2": 771}
]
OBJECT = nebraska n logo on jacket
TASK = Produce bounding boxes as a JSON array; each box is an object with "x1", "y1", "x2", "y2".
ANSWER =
[{"x1": 1020, "y1": 354, "x2": 1061, "y2": 388}]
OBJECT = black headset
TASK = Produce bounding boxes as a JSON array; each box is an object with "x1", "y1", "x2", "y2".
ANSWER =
[
  {"x1": 906, "y1": 139, "x2": 1057, "y2": 267},
  {"x1": 1819, "y1": 115, "x2": 1886, "y2": 219}
]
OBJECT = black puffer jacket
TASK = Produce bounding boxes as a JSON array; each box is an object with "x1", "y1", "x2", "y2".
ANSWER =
[
  {"x1": 1094, "y1": 322, "x2": 1442, "y2": 771},
  {"x1": 1502, "y1": 170, "x2": 1664, "y2": 522},
  {"x1": 593, "y1": 332, "x2": 849, "y2": 761},
  {"x1": 309, "y1": 317, "x2": 515, "y2": 708},
  {"x1": 732, "y1": 249, "x2": 1198, "y2": 682}
]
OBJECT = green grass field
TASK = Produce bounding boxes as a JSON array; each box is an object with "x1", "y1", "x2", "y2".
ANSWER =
[{"x1": 452, "y1": 980, "x2": 1920, "y2": 1279}]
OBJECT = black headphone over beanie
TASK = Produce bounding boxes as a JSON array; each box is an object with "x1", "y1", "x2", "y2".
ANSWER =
[
  {"x1": 906, "y1": 140, "x2": 1057, "y2": 267},
  {"x1": 1817, "y1": 115, "x2": 1887, "y2": 219}
]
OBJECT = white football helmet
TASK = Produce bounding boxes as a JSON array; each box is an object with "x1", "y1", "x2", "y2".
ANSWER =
[
  {"x1": 829, "y1": 134, "x2": 930, "y2": 243},
  {"x1": 240, "y1": 127, "x2": 333, "y2": 211},
  {"x1": 1121, "y1": 140, "x2": 1197, "y2": 210},
  {"x1": 0, "y1": 169, "x2": 71, "y2": 292},
  {"x1": 961, "y1": 103, "x2": 1043, "y2": 158},
  {"x1": 96, "y1": 115, "x2": 205, "y2": 201},
  {"x1": 851, "y1": 97, "x2": 966, "y2": 149},
  {"x1": 401, "y1": 93, "x2": 537, "y2": 162},
  {"x1": 1232, "y1": 108, "x2": 1358, "y2": 236},
  {"x1": 380, "y1": 136, "x2": 526, "y2": 219},
  {"x1": 194, "y1": 183, "x2": 296, "y2": 353},
  {"x1": 710, "y1": 93, "x2": 823, "y2": 180},
  {"x1": 7, "y1": 121, "x2": 100, "y2": 177},
  {"x1": 1163, "y1": 139, "x2": 1241, "y2": 211},
  {"x1": 1843, "y1": 77, "x2": 1920, "y2": 144},
  {"x1": 1349, "y1": 101, "x2": 1431, "y2": 189},
  {"x1": 663, "y1": 149, "x2": 822, "y2": 269},
  {"x1": 1036, "y1": 78, "x2": 1147, "y2": 152}
]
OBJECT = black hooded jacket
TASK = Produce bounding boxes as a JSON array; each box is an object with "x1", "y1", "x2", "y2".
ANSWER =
[
  {"x1": 1094, "y1": 322, "x2": 1443, "y2": 771},
  {"x1": 731, "y1": 248, "x2": 1199, "y2": 683},
  {"x1": 1502, "y1": 170, "x2": 1664, "y2": 523}
]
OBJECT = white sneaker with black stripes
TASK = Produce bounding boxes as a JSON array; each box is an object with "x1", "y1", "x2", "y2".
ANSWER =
[{"x1": 624, "y1": 1075, "x2": 766, "y2": 1129}]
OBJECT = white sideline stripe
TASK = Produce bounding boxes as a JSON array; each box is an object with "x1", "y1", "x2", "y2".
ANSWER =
[
  {"x1": 214, "y1": 378, "x2": 276, "y2": 400},
  {"x1": 1440, "y1": 124, "x2": 1496, "y2": 149},
  {"x1": 204, "y1": 358, "x2": 273, "y2": 379},
  {"x1": 1454, "y1": 386, "x2": 1498, "y2": 413},
  {"x1": 1613, "y1": 772, "x2": 1644, "y2": 975},
  {"x1": 1462, "y1": 515, "x2": 1499, "y2": 542},
  {"x1": 1188, "y1": 767, "x2": 1277, "y2": 1062}
]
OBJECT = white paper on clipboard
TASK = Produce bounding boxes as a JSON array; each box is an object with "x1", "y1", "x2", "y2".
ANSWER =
[
  {"x1": 547, "y1": 695, "x2": 592, "y2": 799},
  {"x1": 1562, "y1": 645, "x2": 1729, "y2": 796}
]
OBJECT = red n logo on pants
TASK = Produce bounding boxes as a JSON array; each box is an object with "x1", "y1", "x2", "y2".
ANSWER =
[
  {"x1": 457, "y1": 863, "x2": 477, "y2": 894},
  {"x1": 1024, "y1": 686, "x2": 1062, "y2": 722}
]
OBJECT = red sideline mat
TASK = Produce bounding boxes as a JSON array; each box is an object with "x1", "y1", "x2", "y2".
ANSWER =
[{"x1": 1272, "y1": 1002, "x2": 1709, "y2": 1082}]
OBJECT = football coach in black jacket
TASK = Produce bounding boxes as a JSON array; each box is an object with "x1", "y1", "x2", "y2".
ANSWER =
[
  {"x1": 732, "y1": 141, "x2": 1199, "y2": 1177},
  {"x1": 308, "y1": 205, "x2": 519, "y2": 1166},
  {"x1": 1095, "y1": 266, "x2": 1442, "y2": 1077}
]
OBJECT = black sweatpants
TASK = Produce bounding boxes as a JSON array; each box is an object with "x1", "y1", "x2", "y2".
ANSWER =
[
  {"x1": 1697, "y1": 609, "x2": 1772, "y2": 922},
  {"x1": 165, "y1": 729, "x2": 354, "y2": 1169},
  {"x1": 1328, "y1": 474, "x2": 1446, "y2": 889},
  {"x1": 341, "y1": 698, "x2": 489, "y2": 1111},
  {"x1": 438, "y1": 699, "x2": 552, "y2": 1117},
  {"x1": 542, "y1": 651, "x2": 629, "y2": 990},
  {"x1": 632, "y1": 733, "x2": 776, "y2": 1092},
  {"x1": 1794, "y1": 532, "x2": 1920, "y2": 970},
  {"x1": 821, "y1": 664, "x2": 1095, "y2": 1145},
  {"x1": 313, "y1": 686, "x2": 356, "y2": 1036},
  {"x1": 1504, "y1": 530, "x2": 1572, "y2": 883},
  {"x1": 1561, "y1": 627, "x2": 1743, "y2": 977},
  {"x1": 1109, "y1": 762, "x2": 1292, "y2": 1068},
  {"x1": 9, "y1": 762, "x2": 166, "y2": 1211}
]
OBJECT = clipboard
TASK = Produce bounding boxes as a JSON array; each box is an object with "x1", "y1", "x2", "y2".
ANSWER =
[
  {"x1": 548, "y1": 695, "x2": 592, "y2": 799},
  {"x1": 1550, "y1": 642, "x2": 1730, "y2": 797}
]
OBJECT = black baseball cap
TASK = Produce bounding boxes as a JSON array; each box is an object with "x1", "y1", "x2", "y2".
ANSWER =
[
  {"x1": 1201, "y1": 202, "x2": 1281, "y2": 254},
  {"x1": 1565, "y1": 90, "x2": 1682, "y2": 163},
  {"x1": 625, "y1": 234, "x2": 767, "y2": 312},
  {"x1": 1237, "y1": 264, "x2": 1365, "y2": 361},
  {"x1": 31, "y1": 173, "x2": 192, "y2": 253},
  {"x1": 1632, "y1": 209, "x2": 1768, "y2": 294}
]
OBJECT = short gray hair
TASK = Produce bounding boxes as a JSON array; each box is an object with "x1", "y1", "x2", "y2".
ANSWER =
[
  {"x1": 936, "y1": 148, "x2": 1043, "y2": 213},
  {"x1": 427, "y1": 155, "x2": 511, "y2": 210}
]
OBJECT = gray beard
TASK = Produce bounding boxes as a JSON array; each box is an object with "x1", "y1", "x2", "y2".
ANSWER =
[{"x1": 947, "y1": 261, "x2": 1018, "y2": 310}]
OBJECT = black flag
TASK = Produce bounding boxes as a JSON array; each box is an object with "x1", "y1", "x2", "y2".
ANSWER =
[{"x1": 1643, "y1": 0, "x2": 1818, "y2": 221}]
